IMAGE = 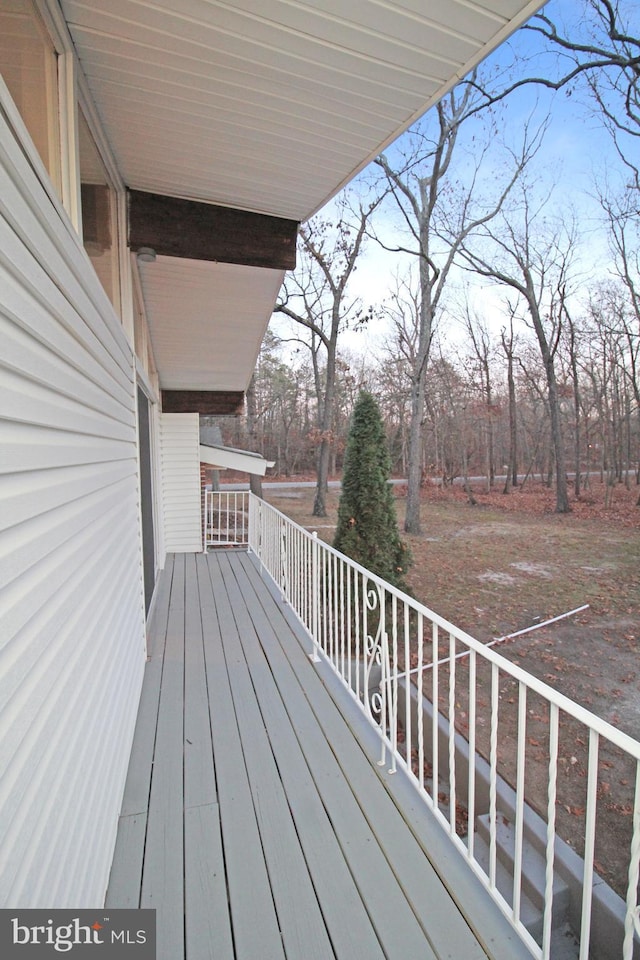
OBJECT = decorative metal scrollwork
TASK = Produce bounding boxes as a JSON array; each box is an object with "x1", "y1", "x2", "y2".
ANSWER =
[
  {"x1": 363, "y1": 580, "x2": 387, "y2": 725},
  {"x1": 369, "y1": 688, "x2": 384, "y2": 719}
]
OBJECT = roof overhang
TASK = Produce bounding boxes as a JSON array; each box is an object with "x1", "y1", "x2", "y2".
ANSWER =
[
  {"x1": 61, "y1": 0, "x2": 545, "y2": 402},
  {"x1": 136, "y1": 255, "x2": 285, "y2": 394},
  {"x1": 200, "y1": 444, "x2": 274, "y2": 477}
]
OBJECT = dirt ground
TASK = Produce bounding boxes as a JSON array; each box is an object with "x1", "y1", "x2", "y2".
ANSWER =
[{"x1": 263, "y1": 477, "x2": 640, "y2": 895}]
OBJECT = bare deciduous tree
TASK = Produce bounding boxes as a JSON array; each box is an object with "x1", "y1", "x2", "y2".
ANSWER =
[
  {"x1": 372, "y1": 80, "x2": 541, "y2": 533},
  {"x1": 275, "y1": 198, "x2": 378, "y2": 516},
  {"x1": 460, "y1": 189, "x2": 578, "y2": 512}
]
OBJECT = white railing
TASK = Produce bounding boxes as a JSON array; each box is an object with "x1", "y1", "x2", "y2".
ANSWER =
[
  {"x1": 203, "y1": 490, "x2": 249, "y2": 547},
  {"x1": 248, "y1": 493, "x2": 640, "y2": 960}
]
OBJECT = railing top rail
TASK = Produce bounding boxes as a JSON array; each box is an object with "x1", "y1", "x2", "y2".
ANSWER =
[{"x1": 249, "y1": 493, "x2": 640, "y2": 760}]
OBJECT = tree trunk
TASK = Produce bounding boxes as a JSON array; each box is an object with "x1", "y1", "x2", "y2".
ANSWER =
[
  {"x1": 486, "y1": 419, "x2": 495, "y2": 492},
  {"x1": 313, "y1": 438, "x2": 330, "y2": 516},
  {"x1": 483, "y1": 358, "x2": 495, "y2": 490},
  {"x1": 529, "y1": 293, "x2": 570, "y2": 513},
  {"x1": 313, "y1": 340, "x2": 337, "y2": 517},
  {"x1": 564, "y1": 308, "x2": 581, "y2": 498},
  {"x1": 546, "y1": 363, "x2": 570, "y2": 512},
  {"x1": 404, "y1": 373, "x2": 425, "y2": 533},
  {"x1": 404, "y1": 215, "x2": 434, "y2": 535},
  {"x1": 503, "y1": 338, "x2": 518, "y2": 494},
  {"x1": 462, "y1": 441, "x2": 477, "y2": 506}
]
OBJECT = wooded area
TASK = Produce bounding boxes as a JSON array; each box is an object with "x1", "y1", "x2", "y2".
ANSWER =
[
  {"x1": 211, "y1": 282, "x2": 639, "y2": 495},
  {"x1": 209, "y1": 0, "x2": 639, "y2": 515}
]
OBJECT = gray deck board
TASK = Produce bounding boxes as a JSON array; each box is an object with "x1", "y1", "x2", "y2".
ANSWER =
[
  {"x1": 106, "y1": 549, "x2": 505, "y2": 960},
  {"x1": 197, "y1": 554, "x2": 285, "y2": 960},
  {"x1": 140, "y1": 553, "x2": 185, "y2": 959},
  {"x1": 119, "y1": 553, "x2": 173, "y2": 818},
  {"x1": 104, "y1": 813, "x2": 146, "y2": 909},
  {"x1": 219, "y1": 559, "x2": 386, "y2": 960},
  {"x1": 236, "y1": 551, "x2": 489, "y2": 960},
  {"x1": 106, "y1": 555, "x2": 175, "y2": 911},
  {"x1": 184, "y1": 802, "x2": 234, "y2": 960},
  {"x1": 215, "y1": 556, "x2": 335, "y2": 960},
  {"x1": 222, "y1": 554, "x2": 434, "y2": 960},
  {"x1": 184, "y1": 554, "x2": 216, "y2": 810}
]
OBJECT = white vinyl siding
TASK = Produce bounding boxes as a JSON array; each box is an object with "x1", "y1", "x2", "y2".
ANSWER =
[
  {"x1": 0, "y1": 94, "x2": 146, "y2": 907},
  {"x1": 159, "y1": 413, "x2": 202, "y2": 553}
]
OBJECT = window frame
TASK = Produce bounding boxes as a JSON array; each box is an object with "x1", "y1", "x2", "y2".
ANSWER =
[{"x1": 2, "y1": 1, "x2": 138, "y2": 340}]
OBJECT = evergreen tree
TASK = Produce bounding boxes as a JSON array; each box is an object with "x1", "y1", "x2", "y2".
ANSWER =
[{"x1": 334, "y1": 391, "x2": 411, "y2": 590}]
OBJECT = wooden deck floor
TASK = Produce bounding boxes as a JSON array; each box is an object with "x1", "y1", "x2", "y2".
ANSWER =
[{"x1": 106, "y1": 551, "x2": 528, "y2": 960}]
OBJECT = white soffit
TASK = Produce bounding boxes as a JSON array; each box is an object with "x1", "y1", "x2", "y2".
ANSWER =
[
  {"x1": 200, "y1": 444, "x2": 273, "y2": 475},
  {"x1": 138, "y1": 256, "x2": 285, "y2": 391},
  {"x1": 61, "y1": 0, "x2": 544, "y2": 222}
]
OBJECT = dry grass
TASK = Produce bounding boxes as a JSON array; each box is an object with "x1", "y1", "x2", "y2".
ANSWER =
[{"x1": 264, "y1": 479, "x2": 638, "y2": 640}]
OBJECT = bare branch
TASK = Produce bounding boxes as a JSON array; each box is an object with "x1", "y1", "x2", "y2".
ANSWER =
[{"x1": 463, "y1": 0, "x2": 639, "y2": 146}]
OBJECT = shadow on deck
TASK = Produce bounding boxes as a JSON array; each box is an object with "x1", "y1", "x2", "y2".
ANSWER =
[{"x1": 106, "y1": 551, "x2": 530, "y2": 960}]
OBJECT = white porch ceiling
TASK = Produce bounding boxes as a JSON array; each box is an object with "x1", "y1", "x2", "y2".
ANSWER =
[
  {"x1": 137, "y1": 256, "x2": 285, "y2": 391},
  {"x1": 61, "y1": 0, "x2": 544, "y2": 396}
]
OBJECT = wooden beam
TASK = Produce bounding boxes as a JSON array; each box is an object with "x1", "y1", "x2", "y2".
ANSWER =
[
  {"x1": 162, "y1": 390, "x2": 245, "y2": 416},
  {"x1": 129, "y1": 190, "x2": 297, "y2": 270}
]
